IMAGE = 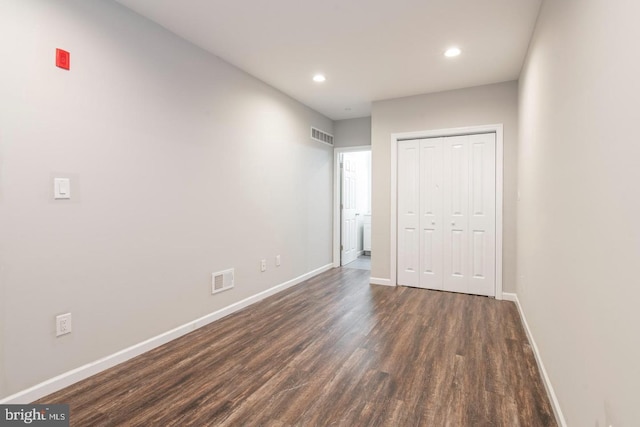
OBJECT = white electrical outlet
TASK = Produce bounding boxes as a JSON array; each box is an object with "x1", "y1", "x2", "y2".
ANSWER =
[
  {"x1": 56, "y1": 313, "x2": 72, "y2": 337},
  {"x1": 260, "y1": 259, "x2": 267, "y2": 272},
  {"x1": 276, "y1": 255, "x2": 281, "y2": 267}
]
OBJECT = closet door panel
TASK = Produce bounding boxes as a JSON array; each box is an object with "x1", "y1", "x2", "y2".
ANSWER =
[
  {"x1": 419, "y1": 138, "x2": 443, "y2": 290},
  {"x1": 396, "y1": 133, "x2": 496, "y2": 297},
  {"x1": 397, "y1": 140, "x2": 420, "y2": 287},
  {"x1": 443, "y1": 136, "x2": 470, "y2": 294},
  {"x1": 468, "y1": 133, "x2": 496, "y2": 296}
]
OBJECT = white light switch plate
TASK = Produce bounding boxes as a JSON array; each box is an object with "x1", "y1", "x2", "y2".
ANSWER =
[{"x1": 54, "y1": 178, "x2": 71, "y2": 199}]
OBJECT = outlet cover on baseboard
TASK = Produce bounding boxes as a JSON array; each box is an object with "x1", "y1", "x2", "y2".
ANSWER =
[{"x1": 212, "y1": 269, "x2": 234, "y2": 295}]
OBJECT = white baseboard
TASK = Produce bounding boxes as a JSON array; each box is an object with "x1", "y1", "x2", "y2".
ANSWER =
[
  {"x1": 0, "y1": 263, "x2": 334, "y2": 405},
  {"x1": 370, "y1": 277, "x2": 395, "y2": 287},
  {"x1": 504, "y1": 293, "x2": 567, "y2": 427},
  {"x1": 502, "y1": 292, "x2": 518, "y2": 302}
]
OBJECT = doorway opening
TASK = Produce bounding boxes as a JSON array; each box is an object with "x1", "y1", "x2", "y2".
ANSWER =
[{"x1": 333, "y1": 147, "x2": 371, "y2": 271}]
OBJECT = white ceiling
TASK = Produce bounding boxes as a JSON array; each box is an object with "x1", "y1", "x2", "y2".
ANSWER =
[{"x1": 114, "y1": 0, "x2": 542, "y2": 121}]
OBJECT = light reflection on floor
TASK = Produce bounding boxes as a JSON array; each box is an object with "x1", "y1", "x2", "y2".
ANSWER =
[{"x1": 343, "y1": 255, "x2": 371, "y2": 270}]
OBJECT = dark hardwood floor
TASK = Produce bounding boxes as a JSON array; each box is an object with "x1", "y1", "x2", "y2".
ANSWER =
[{"x1": 37, "y1": 267, "x2": 557, "y2": 426}]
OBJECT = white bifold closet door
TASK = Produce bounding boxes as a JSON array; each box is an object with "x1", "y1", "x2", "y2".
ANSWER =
[{"x1": 397, "y1": 133, "x2": 496, "y2": 297}]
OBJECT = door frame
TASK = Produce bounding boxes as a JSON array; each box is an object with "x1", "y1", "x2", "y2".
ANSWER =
[
  {"x1": 333, "y1": 145, "x2": 372, "y2": 268},
  {"x1": 390, "y1": 124, "x2": 504, "y2": 299}
]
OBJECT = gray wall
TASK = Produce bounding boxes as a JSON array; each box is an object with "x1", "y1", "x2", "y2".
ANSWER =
[
  {"x1": 0, "y1": 0, "x2": 333, "y2": 398},
  {"x1": 333, "y1": 117, "x2": 372, "y2": 148},
  {"x1": 518, "y1": 0, "x2": 640, "y2": 425},
  {"x1": 370, "y1": 82, "x2": 518, "y2": 291}
]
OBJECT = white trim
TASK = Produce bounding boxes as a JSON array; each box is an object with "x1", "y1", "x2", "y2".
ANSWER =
[
  {"x1": 504, "y1": 293, "x2": 567, "y2": 427},
  {"x1": 390, "y1": 124, "x2": 504, "y2": 298},
  {"x1": 501, "y1": 292, "x2": 518, "y2": 302},
  {"x1": 390, "y1": 136, "x2": 398, "y2": 286},
  {"x1": 495, "y1": 126, "x2": 504, "y2": 300},
  {"x1": 0, "y1": 263, "x2": 334, "y2": 404},
  {"x1": 369, "y1": 277, "x2": 395, "y2": 287},
  {"x1": 333, "y1": 145, "x2": 372, "y2": 268}
]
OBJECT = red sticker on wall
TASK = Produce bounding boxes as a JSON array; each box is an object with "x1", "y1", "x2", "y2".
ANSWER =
[{"x1": 56, "y1": 48, "x2": 70, "y2": 70}]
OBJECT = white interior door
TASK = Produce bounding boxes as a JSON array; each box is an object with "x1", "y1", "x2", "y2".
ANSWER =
[
  {"x1": 442, "y1": 135, "x2": 470, "y2": 294},
  {"x1": 341, "y1": 158, "x2": 358, "y2": 265},
  {"x1": 397, "y1": 141, "x2": 420, "y2": 285},
  {"x1": 397, "y1": 133, "x2": 496, "y2": 297},
  {"x1": 419, "y1": 138, "x2": 444, "y2": 290},
  {"x1": 466, "y1": 133, "x2": 496, "y2": 296}
]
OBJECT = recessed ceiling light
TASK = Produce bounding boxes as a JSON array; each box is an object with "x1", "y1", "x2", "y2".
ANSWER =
[
  {"x1": 444, "y1": 47, "x2": 462, "y2": 58},
  {"x1": 313, "y1": 74, "x2": 326, "y2": 83}
]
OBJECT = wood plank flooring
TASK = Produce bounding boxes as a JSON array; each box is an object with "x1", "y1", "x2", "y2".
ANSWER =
[{"x1": 37, "y1": 267, "x2": 557, "y2": 426}]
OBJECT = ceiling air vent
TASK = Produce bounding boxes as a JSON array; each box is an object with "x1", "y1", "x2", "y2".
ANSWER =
[{"x1": 311, "y1": 127, "x2": 334, "y2": 146}]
